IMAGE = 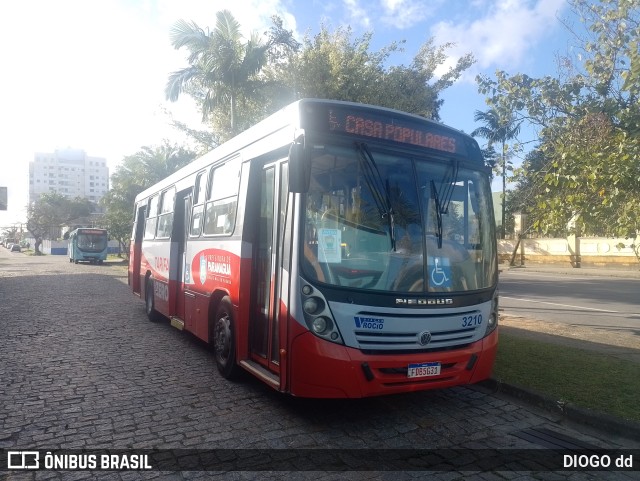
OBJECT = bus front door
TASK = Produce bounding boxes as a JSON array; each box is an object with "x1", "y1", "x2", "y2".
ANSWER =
[
  {"x1": 251, "y1": 161, "x2": 289, "y2": 378},
  {"x1": 174, "y1": 193, "x2": 191, "y2": 321},
  {"x1": 130, "y1": 205, "x2": 146, "y2": 295}
]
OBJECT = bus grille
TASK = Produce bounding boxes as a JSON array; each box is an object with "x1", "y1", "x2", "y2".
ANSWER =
[
  {"x1": 360, "y1": 344, "x2": 473, "y2": 356},
  {"x1": 352, "y1": 311, "x2": 481, "y2": 351}
]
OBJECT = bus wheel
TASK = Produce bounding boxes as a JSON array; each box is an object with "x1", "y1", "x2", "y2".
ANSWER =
[
  {"x1": 212, "y1": 297, "x2": 242, "y2": 380},
  {"x1": 145, "y1": 277, "x2": 160, "y2": 322}
]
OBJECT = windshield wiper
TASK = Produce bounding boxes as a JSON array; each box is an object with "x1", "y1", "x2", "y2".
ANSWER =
[
  {"x1": 430, "y1": 180, "x2": 444, "y2": 249},
  {"x1": 355, "y1": 142, "x2": 396, "y2": 251},
  {"x1": 430, "y1": 161, "x2": 460, "y2": 249},
  {"x1": 439, "y1": 160, "x2": 459, "y2": 214}
]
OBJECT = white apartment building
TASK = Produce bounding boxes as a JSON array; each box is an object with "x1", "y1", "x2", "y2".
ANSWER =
[{"x1": 29, "y1": 149, "x2": 109, "y2": 204}]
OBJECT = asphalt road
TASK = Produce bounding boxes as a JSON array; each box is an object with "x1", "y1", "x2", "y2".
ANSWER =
[
  {"x1": 1, "y1": 249, "x2": 639, "y2": 480},
  {"x1": 499, "y1": 267, "x2": 640, "y2": 334}
]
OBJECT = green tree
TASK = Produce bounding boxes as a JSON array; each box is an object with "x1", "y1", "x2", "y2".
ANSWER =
[
  {"x1": 26, "y1": 193, "x2": 93, "y2": 254},
  {"x1": 100, "y1": 142, "x2": 197, "y2": 256},
  {"x1": 477, "y1": 0, "x2": 640, "y2": 237},
  {"x1": 274, "y1": 26, "x2": 474, "y2": 120},
  {"x1": 537, "y1": 113, "x2": 640, "y2": 236},
  {"x1": 471, "y1": 108, "x2": 521, "y2": 238},
  {"x1": 480, "y1": 145, "x2": 499, "y2": 176},
  {"x1": 166, "y1": 11, "x2": 299, "y2": 140},
  {"x1": 505, "y1": 149, "x2": 556, "y2": 236}
]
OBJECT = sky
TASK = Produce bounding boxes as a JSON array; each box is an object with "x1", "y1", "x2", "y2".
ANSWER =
[{"x1": 0, "y1": 0, "x2": 576, "y2": 228}]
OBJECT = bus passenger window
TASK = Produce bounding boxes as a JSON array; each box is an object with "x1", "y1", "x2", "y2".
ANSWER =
[
  {"x1": 203, "y1": 199, "x2": 237, "y2": 235},
  {"x1": 190, "y1": 204, "x2": 204, "y2": 237},
  {"x1": 144, "y1": 195, "x2": 159, "y2": 239},
  {"x1": 194, "y1": 170, "x2": 207, "y2": 204},
  {"x1": 190, "y1": 170, "x2": 208, "y2": 238},
  {"x1": 203, "y1": 159, "x2": 240, "y2": 236},
  {"x1": 156, "y1": 187, "x2": 176, "y2": 238}
]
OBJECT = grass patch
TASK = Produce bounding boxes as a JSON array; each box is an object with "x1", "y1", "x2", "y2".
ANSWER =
[{"x1": 494, "y1": 332, "x2": 640, "y2": 423}]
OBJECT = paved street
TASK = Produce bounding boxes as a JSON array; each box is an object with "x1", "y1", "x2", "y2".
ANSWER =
[
  {"x1": 0, "y1": 249, "x2": 639, "y2": 480},
  {"x1": 499, "y1": 267, "x2": 640, "y2": 332}
]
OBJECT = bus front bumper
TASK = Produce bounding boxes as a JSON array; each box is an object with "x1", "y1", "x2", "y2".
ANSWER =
[{"x1": 289, "y1": 328, "x2": 498, "y2": 398}]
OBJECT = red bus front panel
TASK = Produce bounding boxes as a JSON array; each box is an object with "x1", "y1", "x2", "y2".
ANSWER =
[{"x1": 289, "y1": 328, "x2": 498, "y2": 398}]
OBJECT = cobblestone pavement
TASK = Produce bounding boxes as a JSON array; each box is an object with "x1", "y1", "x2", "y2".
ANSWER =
[{"x1": 1, "y1": 249, "x2": 639, "y2": 481}]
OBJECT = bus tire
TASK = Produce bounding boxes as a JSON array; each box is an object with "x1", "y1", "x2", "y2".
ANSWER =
[
  {"x1": 145, "y1": 277, "x2": 161, "y2": 322},
  {"x1": 212, "y1": 297, "x2": 242, "y2": 380}
]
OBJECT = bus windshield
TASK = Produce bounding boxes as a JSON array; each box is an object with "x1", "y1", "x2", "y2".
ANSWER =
[
  {"x1": 77, "y1": 231, "x2": 108, "y2": 252},
  {"x1": 302, "y1": 143, "x2": 496, "y2": 293}
]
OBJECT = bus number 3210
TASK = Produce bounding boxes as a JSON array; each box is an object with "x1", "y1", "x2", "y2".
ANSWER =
[{"x1": 462, "y1": 314, "x2": 483, "y2": 327}]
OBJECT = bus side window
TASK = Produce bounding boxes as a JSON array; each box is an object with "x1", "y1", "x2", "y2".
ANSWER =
[
  {"x1": 190, "y1": 170, "x2": 208, "y2": 237},
  {"x1": 144, "y1": 195, "x2": 159, "y2": 239},
  {"x1": 156, "y1": 187, "x2": 176, "y2": 238},
  {"x1": 131, "y1": 206, "x2": 138, "y2": 241},
  {"x1": 203, "y1": 159, "x2": 240, "y2": 236}
]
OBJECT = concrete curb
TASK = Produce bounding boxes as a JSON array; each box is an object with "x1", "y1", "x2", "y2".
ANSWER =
[
  {"x1": 477, "y1": 378, "x2": 640, "y2": 442},
  {"x1": 501, "y1": 264, "x2": 640, "y2": 278}
]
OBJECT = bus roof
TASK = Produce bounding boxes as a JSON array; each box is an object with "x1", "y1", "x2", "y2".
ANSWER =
[
  {"x1": 133, "y1": 99, "x2": 483, "y2": 204},
  {"x1": 134, "y1": 101, "x2": 302, "y2": 203}
]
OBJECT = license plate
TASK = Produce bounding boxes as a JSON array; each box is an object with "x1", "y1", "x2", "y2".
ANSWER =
[{"x1": 407, "y1": 362, "x2": 441, "y2": 378}]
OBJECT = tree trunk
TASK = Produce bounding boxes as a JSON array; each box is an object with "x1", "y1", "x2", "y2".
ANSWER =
[{"x1": 501, "y1": 142, "x2": 507, "y2": 239}]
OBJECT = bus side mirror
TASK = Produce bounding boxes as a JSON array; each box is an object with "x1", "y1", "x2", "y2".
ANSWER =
[{"x1": 289, "y1": 141, "x2": 309, "y2": 193}]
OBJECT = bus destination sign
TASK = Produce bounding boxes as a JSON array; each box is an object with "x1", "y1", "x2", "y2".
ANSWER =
[{"x1": 327, "y1": 107, "x2": 461, "y2": 155}]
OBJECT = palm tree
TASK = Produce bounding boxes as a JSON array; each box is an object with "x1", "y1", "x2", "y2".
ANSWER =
[
  {"x1": 471, "y1": 108, "x2": 521, "y2": 239},
  {"x1": 166, "y1": 11, "x2": 297, "y2": 138}
]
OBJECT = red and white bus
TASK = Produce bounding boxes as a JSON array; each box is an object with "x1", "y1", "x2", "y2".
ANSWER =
[{"x1": 129, "y1": 99, "x2": 498, "y2": 398}]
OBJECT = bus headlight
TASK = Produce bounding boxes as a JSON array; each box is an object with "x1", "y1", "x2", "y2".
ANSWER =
[
  {"x1": 304, "y1": 297, "x2": 324, "y2": 315},
  {"x1": 485, "y1": 290, "x2": 499, "y2": 336},
  {"x1": 312, "y1": 316, "x2": 332, "y2": 334},
  {"x1": 300, "y1": 282, "x2": 343, "y2": 344}
]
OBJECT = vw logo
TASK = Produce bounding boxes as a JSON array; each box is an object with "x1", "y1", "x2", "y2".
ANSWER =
[{"x1": 418, "y1": 330, "x2": 432, "y2": 346}]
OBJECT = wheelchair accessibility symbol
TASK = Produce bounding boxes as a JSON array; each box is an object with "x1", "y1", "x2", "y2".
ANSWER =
[{"x1": 428, "y1": 256, "x2": 452, "y2": 288}]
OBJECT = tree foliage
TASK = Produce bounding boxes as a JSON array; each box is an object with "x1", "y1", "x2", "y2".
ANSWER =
[
  {"x1": 274, "y1": 26, "x2": 474, "y2": 121},
  {"x1": 168, "y1": 13, "x2": 474, "y2": 147},
  {"x1": 166, "y1": 11, "x2": 299, "y2": 141},
  {"x1": 471, "y1": 108, "x2": 521, "y2": 238},
  {"x1": 26, "y1": 193, "x2": 93, "y2": 254},
  {"x1": 100, "y1": 142, "x2": 197, "y2": 254},
  {"x1": 477, "y1": 0, "x2": 640, "y2": 237}
]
